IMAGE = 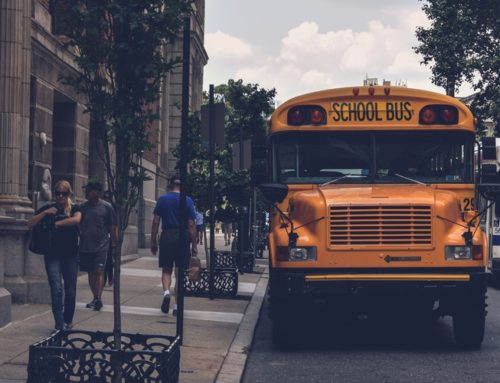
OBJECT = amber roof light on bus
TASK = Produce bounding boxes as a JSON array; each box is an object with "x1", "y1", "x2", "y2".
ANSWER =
[
  {"x1": 287, "y1": 105, "x2": 326, "y2": 126},
  {"x1": 419, "y1": 105, "x2": 459, "y2": 125}
]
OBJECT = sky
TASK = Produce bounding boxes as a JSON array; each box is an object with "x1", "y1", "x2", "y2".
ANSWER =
[{"x1": 203, "y1": 0, "x2": 473, "y2": 103}]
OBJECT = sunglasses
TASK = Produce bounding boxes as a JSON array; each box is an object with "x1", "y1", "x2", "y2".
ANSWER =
[{"x1": 55, "y1": 191, "x2": 70, "y2": 197}]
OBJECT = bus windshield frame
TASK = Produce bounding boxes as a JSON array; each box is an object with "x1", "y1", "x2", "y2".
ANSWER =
[{"x1": 271, "y1": 131, "x2": 475, "y2": 185}]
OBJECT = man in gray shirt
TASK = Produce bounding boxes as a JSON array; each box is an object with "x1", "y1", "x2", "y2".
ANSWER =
[{"x1": 79, "y1": 181, "x2": 117, "y2": 311}]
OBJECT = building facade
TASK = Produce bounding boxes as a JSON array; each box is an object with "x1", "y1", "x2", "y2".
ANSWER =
[{"x1": 0, "y1": 0, "x2": 207, "y2": 327}]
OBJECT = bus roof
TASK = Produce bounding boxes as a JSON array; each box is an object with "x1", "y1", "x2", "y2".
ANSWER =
[{"x1": 270, "y1": 86, "x2": 475, "y2": 134}]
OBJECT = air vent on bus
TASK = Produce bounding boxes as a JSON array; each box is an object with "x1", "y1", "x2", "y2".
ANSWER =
[{"x1": 329, "y1": 205, "x2": 432, "y2": 247}]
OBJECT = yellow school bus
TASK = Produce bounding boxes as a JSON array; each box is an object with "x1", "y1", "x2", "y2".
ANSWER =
[{"x1": 259, "y1": 86, "x2": 487, "y2": 348}]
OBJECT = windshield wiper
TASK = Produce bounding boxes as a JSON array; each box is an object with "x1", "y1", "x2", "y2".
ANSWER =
[
  {"x1": 320, "y1": 174, "x2": 370, "y2": 187},
  {"x1": 320, "y1": 174, "x2": 352, "y2": 187},
  {"x1": 394, "y1": 173, "x2": 427, "y2": 186}
]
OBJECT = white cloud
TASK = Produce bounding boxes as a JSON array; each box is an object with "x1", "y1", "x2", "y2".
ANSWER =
[
  {"x1": 300, "y1": 70, "x2": 334, "y2": 87},
  {"x1": 203, "y1": 7, "x2": 459, "y2": 101},
  {"x1": 205, "y1": 31, "x2": 253, "y2": 60},
  {"x1": 387, "y1": 52, "x2": 424, "y2": 75}
]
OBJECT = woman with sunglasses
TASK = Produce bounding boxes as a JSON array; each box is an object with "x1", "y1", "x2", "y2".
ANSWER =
[{"x1": 28, "y1": 180, "x2": 81, "y2": 332}]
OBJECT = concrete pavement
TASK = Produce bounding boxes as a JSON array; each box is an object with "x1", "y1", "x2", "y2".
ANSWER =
[{"x1": 0, "y1": 232, "x2": 269, "y2": 382}]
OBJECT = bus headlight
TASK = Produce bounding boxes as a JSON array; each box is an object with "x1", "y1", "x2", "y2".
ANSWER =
[
  {"x1": 445, "y1": 246, "x2": 472, "y2": 260},
  {"x1": 289, "y1": 247, "x2": 317, "y2": 261}
]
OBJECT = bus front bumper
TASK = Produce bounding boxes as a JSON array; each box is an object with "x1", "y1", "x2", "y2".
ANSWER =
[{"x1": 269, "y1": 268, "x2": 488, "y2": 300}]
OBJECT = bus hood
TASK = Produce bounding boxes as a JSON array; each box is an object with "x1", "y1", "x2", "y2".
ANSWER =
[
  {"x1": 288, "y1": 184, "x2": 465, "y2": 248},
  {"x1": 316, "y1": 184, "x2": 437, "y2": 204}
]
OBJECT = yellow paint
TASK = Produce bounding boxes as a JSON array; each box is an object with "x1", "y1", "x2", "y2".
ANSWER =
[{"x1": 305, "y1": 274, "x2": 470, "y2": 282}]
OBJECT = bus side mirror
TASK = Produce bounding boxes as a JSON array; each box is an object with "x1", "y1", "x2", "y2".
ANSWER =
[
  {"x1": 251, "y1": 137, "x2": 267, "y2": 186},
  {"x1": 259, "y1": 183, "x2": 288, "y2": 204}
]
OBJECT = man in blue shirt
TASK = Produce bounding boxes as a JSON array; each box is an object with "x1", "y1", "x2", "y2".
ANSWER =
[{"x1": 150, "y1": 175, "x2": 197, "y2": 315}]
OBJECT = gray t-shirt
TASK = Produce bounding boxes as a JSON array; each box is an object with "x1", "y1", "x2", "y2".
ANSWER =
[{"x1": 79, "y1": 200, "x2": 117, "y2": 253}]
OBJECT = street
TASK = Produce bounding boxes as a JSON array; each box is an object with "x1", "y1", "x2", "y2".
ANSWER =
[{"x1": 243, "y1": 282, "x2": 500, "y2": 383}]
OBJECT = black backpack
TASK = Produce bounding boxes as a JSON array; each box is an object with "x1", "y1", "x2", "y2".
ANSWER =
[{"x1": 29, "y1": 214, "x2": 55, "y2": 255}]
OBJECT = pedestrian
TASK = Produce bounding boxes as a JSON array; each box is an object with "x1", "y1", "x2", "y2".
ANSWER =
[
  {"x1": 150, "y1": 174, "x2": 198, "y2": 315},
  {"x1": 79, "y1": 181, "x2": 118, "y2": 311},
  {"x1": 218, "y1": 206, "x2": 234, "y2": 246},
  {"x1": 102, "y1": 190, "x2": 115, "y2": 287},
  {"x1": 28, "y1": 180, "x2": 81, "y2": 332},
  {"x1": 195, "y1": 209, "x2": 204, "y2": 245}
]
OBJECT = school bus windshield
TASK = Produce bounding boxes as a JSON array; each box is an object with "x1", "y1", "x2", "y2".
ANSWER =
[{"x1": 272, "y1": 131, "x2": 474, "y2": 184}]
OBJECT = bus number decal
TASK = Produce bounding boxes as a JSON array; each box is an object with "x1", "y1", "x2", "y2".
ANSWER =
[
  {"x1": 330, "y1": 101, "x2": 413, "y2": 122},
  {"x1": 463, "y1": 197, "x2": 475, "y2": 211}
]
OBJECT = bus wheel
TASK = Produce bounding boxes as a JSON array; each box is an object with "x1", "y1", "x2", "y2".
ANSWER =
[{"x1": 452, "y1": 293, "x2": 486, "y2": 349}]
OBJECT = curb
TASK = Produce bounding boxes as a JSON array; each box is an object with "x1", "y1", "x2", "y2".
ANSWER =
[{"x1": 215, "y1": 267, "x2": 269, "y2": 383}]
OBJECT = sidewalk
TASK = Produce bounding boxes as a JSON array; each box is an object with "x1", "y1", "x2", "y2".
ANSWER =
[{"x1": 0, "y1": 232, "x2": 269, "y2": 382}]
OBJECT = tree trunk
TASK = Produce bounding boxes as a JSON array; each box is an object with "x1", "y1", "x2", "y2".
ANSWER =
[
  {"x1": 112, "y1": 236, "x2": 123, "y2": 382},
  {"x1": 446, "y1": 78, "x2": 456, "y2": 97}
]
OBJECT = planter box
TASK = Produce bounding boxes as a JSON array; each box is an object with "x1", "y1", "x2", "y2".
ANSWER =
[
  {"x1": 214, "y1": 250, "x2": 237, "y2": 268},
  {"x1": 214, "y1": 250, "x2": 255, "y2": 273},
  {"x1": 27, "y1": 330, "x2": 180, "y2": 382},
  {"x1": 184, "y1": 268, "x2": 238, "y2": 297}
]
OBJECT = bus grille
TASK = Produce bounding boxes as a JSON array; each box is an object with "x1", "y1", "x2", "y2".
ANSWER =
[{"x1": 329, "y1": 205, "x2": 432, "y2": 247}]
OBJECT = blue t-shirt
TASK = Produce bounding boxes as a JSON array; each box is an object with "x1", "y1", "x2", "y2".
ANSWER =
[{"x1": 153, "y1": 192, "x2": 196, "y2": 229}]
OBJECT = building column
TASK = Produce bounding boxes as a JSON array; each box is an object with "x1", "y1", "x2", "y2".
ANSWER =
[
  {"x1": 0, "y1": 0, "x2": 34, "y2": 326},
  {"x1": 0, "y1": 0, "x2": 32, "y2": 217}
]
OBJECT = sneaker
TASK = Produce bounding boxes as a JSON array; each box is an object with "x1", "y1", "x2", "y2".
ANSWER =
[
  {"x1": 172, "y1": 308, "x2": 177, "y2": 316},
  {"x1": 51, "y1": 324, "x2": 66, "y2": 335},
  {"x1": 93, "y1": 299, "x2": 103, "y2": 311},
  {"x1": 161, "y1": 294, "x2": 170, "y2": 314},
  {"x1": 65, "y1": 322, "x2": 73, "y2": 330},
  {"x1": 108, "y1": 277, "x2": 114, "y2": 287},
  {"x1": 86, "y1": 298, "x2": 97, "y2": 309}
]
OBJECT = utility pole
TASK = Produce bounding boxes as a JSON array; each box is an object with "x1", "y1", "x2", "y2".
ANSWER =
[{"x1": 177, "y1": 15, "x2": 190, "y2": 345}]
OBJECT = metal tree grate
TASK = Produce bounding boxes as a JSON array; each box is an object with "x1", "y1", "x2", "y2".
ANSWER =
[{"x1": 27, "y1": 330, "x2": 180, "y2": 383}]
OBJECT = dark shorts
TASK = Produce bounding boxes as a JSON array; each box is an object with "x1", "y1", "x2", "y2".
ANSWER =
[
  {"x1": 79, "y1": 250, "x2": 108, "y2": 272},
  {"x1": 159, "y1": 229, "x2": 190, "y2": 270},
  {"x1": 196, "y1": 224, "x2": 203, "y2": 232}
]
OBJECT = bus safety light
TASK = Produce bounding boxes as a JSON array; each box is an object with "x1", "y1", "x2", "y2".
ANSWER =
[
  {"x1": 276, "y1": 246, "x2": 289, "y2": 261},
  {"x1": 368, "y1": 87, "x2": 375, "y2": 96},
  {"x1": 472, "y1": 245, "x2": 483, "y2": 260},
  {"x1": 419, "y1": 105, "x2": 459, "y2": 125},
  {"x1": 420, "y1": 107, "x2": 437, "y2": 124},
  {"x1": 310, "y1": 109, "x2": 324, "y2": 124},
  {"x1": 441, "y1": 108, "x2": 458, "y2": 124},
  {"x1": 353, "y1": 88, "x2": 360, "y2": 96},
  {"x1": 289, "y1": 109, "x2": 304, "y2": 125},
  {"x1": 287, "y1": 106, "x2": 326, "y2": 126}
]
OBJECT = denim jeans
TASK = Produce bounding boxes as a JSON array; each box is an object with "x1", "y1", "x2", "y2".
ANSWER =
[{"x1": 44, "y1": 254, "x2": 78, "y2": 330}]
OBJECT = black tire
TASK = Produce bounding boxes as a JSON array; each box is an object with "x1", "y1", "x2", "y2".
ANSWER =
[{"x1": 452, "y1": 292, "x2": 486, "y2": 349}]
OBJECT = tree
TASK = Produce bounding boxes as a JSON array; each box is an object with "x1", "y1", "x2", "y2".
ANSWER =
[
  {"x1": 414, "y1": 0, "x2": 500, "y2": 131},
  {"x1": 466, "y1": 0, "x2": 500, "y2": 133},
  {"x1": 64, "y1": 0, "x2": 192, "y2": 367},
  {"x1": 414, "y1": 0, "x2": 477, "y2": 97},
  {"x1": 175, "y1": 79, "x2": 276, "y2": 229},
  {"x1": 212, "y1": 80, "x2": 276, "y2": 209}
]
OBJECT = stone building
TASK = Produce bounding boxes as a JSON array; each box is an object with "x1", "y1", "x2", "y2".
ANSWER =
[{"x1": 0, "y1": 0, "x2": 207, "y2": 327}]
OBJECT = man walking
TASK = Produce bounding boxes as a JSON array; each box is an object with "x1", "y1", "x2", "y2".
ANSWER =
[
  {"x1": 150, "y1": 175, "x2": 197, "y2": 315},
  {"x1": 79, "y1": 181, "x2": 118, "y2": 311}
]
